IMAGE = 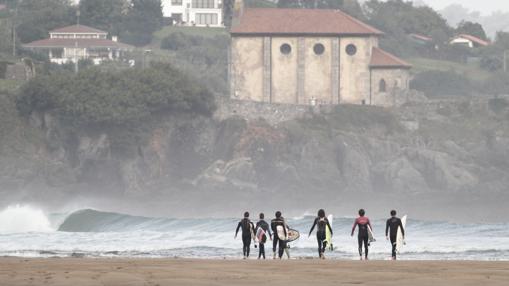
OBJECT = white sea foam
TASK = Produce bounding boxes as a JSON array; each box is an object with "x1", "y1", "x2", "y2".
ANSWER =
[{"x1": 0, "y1": 205, "x2": 53, "y2": 233}]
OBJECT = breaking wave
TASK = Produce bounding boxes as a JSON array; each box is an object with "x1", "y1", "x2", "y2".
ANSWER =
[
  {"x1": 0, "y1": 207, "x2": 508, "y2": 260},
  {"x1": 0, "y1": 205, "x2": 52, "y2": 233}
]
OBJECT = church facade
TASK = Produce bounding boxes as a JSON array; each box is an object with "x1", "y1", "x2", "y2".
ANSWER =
[{"x1": 229, "y1": 8, "x2": 411, "y2": 106}]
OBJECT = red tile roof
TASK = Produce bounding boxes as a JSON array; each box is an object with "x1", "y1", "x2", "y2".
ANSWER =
[
  {"x1": 409, "y1": 33, "x2": 433, "y2": 42},
  {"x1": 370, "y1": 47, "x2": 411, "y2": 69},
  {"x1": 50, "y1": 25, "x2": 107, "y2": 34},
  {"x1": 455, "y1": 34, "x2": 490, "y2": 47},
  {"x1": 23, "y1": 38, "x2": 133, "y2": 49},
  {"x1": 231, "y1": 8, "x2": 383, "y2": 36}
]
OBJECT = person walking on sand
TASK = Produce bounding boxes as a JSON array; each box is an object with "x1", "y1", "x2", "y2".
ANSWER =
[
  {"x1": 255, "y1": 213, "x2": 272, "y2": 259},
  {"x1": 386, "y1": 210, "x2": 405, "y2": 260},
  {"x1": 308, "y1": 209, "x2": 333, "y2": 259},
  {"x1": 271, "y1": 211, "x2": 287, "y2": 259},
  {"x1": 235, "y1": 212, "x2": 255, "y2": 259},
  {"x1": 351, "y1": 209, "x2": 372, "y2": 261}
]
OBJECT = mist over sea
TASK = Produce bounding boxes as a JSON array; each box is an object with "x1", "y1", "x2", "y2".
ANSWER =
[{"x1": 0, "y1": 205, "x2": 507, "y2": 261}]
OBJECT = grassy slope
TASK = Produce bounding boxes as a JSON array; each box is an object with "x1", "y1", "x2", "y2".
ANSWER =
[{"x1": 406, "y1": 57, "x2": 492, "y2": 82}]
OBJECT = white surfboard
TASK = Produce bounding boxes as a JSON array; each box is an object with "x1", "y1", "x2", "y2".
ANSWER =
[
  {"x1": 326, "y1": 214, "x2": 333, "y2": 251},
  {"x1": 367, "y1": 225, "x2": 376, "y2": 243},
  {"x1": 396, "y1": 215, "x2": 407, "y2": 253},
  {"x1": 276, "y1": 225, "x2": 287, "y2": 240}
]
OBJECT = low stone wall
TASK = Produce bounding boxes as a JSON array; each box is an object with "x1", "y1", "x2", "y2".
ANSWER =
[
  {"x1": 215, "y1": 93, "x2": 506, "y2": 125},
  {"x1": 214, "y1": 97, "x2": 317, "y2": 124}
]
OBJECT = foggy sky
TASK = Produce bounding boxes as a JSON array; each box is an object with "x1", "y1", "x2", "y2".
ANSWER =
[{"x1": 420, "y1": 0, "x2": 509, "y2": 15}]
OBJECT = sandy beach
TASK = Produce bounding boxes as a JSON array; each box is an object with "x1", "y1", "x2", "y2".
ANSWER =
[{"x1": 0, "y1": 258, "x2": 508, "y2": 286}]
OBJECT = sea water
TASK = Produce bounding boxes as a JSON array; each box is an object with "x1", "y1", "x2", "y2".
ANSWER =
[{"x1": 0, "y1": 205, "x2": 508, "y2": 260}]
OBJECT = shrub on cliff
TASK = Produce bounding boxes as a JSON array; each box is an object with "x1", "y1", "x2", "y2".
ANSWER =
[
  {"x1": 160, "y1": 32, "x2": 228, "y2": 94},
  {"x1": 16, "y1": 63, "x2": 216, "y2": 127},
  {"x1": 410, "y1": 70, "x2": 474, "y2": 97}
]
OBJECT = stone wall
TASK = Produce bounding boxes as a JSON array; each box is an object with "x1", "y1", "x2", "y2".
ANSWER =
[
  {"x1": 371, "y1": 68, "x2": 411, "y2": 106},
  {"x1": 231, "y1": 35, "x2": 390, "y2": 106},
  {"x1": 230, "y1": 37, "x2": 264, "y2": 101},
  {"x1": 339, "y1": 36, "x2": 378, "y2": 104},
  {"x1": 304, "y1": 37, "x2": 333, "y2": 105},
  {"x1": 215, "y1": 96, "x2": 316, "y2": 124}
]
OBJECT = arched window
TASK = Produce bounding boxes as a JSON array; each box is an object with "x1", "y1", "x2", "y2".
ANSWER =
[{"x1": 379, "y1": 79, "x2": 387, "y2": 92}]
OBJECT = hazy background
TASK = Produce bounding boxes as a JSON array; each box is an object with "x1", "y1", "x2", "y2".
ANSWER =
[
  {"x1": 0, "y1": 0, "x2": 508, "y2": 224},
  {"x1": 418, "y1": 0, "x2": 509, "y2": 15}
]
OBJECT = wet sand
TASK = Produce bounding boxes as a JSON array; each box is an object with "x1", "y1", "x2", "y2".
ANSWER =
[{"x1": 0, "y1": 258, "x2": 508, "y2": 286}]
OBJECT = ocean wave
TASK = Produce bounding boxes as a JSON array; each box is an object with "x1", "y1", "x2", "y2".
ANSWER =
[{"x1": 1, "y1": 207, "x2": 509, "y2": 260}]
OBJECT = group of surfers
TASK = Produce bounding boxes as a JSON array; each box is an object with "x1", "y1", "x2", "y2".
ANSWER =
[{"x1": 235, "y1": 209, "x2": 405, "y2": 260}]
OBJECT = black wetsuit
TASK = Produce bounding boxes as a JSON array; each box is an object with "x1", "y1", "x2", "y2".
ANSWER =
[
  {"x1": 308, "y1": 217, "x2": 333, "y2": 257},
  {"x1": 236, "y1": 218, "x2": 255, "y2": 258},
  {"x1": 352, "y1": 216, "x2": 371, "y2": 259},
  {"x1": 271, "y1": 217, "x2": 287, "y2": 259},
  {"x1": 386, "y1": 217, "x2": 405, "y2": 259},
  {"x1": 255, "y1": 220, "x2": 272, "y2": 259}
]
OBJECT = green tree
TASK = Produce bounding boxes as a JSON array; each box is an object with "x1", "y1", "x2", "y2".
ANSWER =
[
  {"x1": 277, "y1": 0, "x2": 344, "y2": 9},
  {"x1": 410, "y1": 70, "x2": 474, "y2": 97},
  {"x1": 245, "y1": 0, "x2": 276, "y2": 8},
  {"x1": 121, "y1": 0, "x2": 163, "y2": 46},
  {"x1": 0, "y1": 18, "x2": 13, "y2": 54},
  {"x1": 484, "y1": 72, "x2": 509, "y2": 96},
  {"x1": 479, "y1": 32, "x2": 509, "y2": 72},
  {"x1": 160, "y1": 32, "x2": 229, "y2": 94},
  {"x1": 456, "y1": 21, "x2": 488, "y2": 41},
  {"x1": 15, "y1": 0, "x2": 76, "y2": 43},
  {"x1": 276, "y1": 0, "x2": 366, "y2": 20},
  {"x1": 494, "y1": 32, "x2": 509, "y2": 48},
  {"x1": 364, "y1": 0, "x2": 451, "y2": 56},
  {"x1": 79, "y1": 0, "x2": 129, "y2": 35},
  {"x1": 16, "y1": 63, "x2": 215, "y2": 126}
]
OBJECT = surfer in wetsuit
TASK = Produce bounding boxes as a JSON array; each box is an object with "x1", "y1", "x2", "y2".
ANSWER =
[
  {"x1": 255, "y1": 213, "x2": 272, "y2": 259},
  {"x1": 308, "y1": 209, "x2": 333, "y2": 259},
  {"x1": 386, "y1": 210, "x2": 405, "y2": 260},
  {"x1": 271, "y1": 211, "x2": 287, "y2": 259},
  {"x1": 235, "y1": 212, "x2": 255, "y2": 259},
  {"x1": 351, "y1": 209, "x2": 372, "y2": 260}
]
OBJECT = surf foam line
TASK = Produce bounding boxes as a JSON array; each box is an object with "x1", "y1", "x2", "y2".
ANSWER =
[{"x1": 0, "y1": 205, "x2": 53, "y2": 233}]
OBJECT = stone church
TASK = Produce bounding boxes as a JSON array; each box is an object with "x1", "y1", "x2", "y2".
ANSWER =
[{"x1": 229, "y1": 6, "x2": 411, "y2": 106}]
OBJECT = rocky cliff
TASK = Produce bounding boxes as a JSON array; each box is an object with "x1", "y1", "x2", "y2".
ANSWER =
[{"x1": 1, "y1": 95, "x2": 508, "y2": 221}]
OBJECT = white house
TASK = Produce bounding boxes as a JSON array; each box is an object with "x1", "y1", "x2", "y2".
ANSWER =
[
  {"x1": 162, "y1": 0, "x2": 223, "y2": 27},
  {"x1": 23, "y1": 25, "x2": 133, "y2": 65},
  {"x1": 450, "y1": 34, "x2": 490, "y2": 48}
]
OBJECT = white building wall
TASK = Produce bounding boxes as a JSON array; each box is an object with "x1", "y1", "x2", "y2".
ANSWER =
[
  {"x1": 162, "y1": 0, "x2": 224, "y2": 27},
  {"x1": 450, "y1": 38, "x2": 474, "y2": 48}
]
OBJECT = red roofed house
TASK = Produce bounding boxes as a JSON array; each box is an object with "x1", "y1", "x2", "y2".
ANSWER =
[
  {"x1": 23, "y1": 25, "x2": 133, "y2": 65},
  {"x1": 450, "y1": 34, "x2": 490, "y2": 48},
  {"x1": 229, "y1": 3, "x2": 411, "y2": 106}
]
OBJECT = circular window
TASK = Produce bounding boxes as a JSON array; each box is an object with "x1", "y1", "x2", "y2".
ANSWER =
[
  {"x1": 280, "y1": 43, "x2": 292, "y2": 55},
  {"x1": 313, "y1": 43, "x2": 325, "y2": 55},
  {"x1": 346, "y1": 44, "x2": 357, "y2": 56}
]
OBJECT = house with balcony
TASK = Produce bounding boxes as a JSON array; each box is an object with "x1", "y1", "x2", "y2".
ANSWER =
[
  {"x1": 23, "y1": 25, "x2": 133, "y2": 65},
  {"x1": 162, "y1": 0, "x2": 223, "y2": 27}
]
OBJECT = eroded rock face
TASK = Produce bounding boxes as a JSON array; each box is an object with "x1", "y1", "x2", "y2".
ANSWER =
[{"x1": 1, "y1": 99, "x2": 508, "y2": 201}]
